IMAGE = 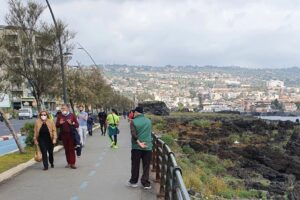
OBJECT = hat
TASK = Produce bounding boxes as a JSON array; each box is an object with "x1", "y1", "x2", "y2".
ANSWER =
[{"x1": 134, "y1": 106, "x2": 144, "y2": 114}]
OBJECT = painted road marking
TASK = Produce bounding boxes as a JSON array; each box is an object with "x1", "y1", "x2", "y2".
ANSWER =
[
  {"x1": 95, "y1": 162, "x2": 101, "y2": 167},
  {"x1": 88, "y1": 170, "x2": 96, "y2": 177},
  {"x1": 80, "y1": 181, "x2": 88, "y2": 190}
]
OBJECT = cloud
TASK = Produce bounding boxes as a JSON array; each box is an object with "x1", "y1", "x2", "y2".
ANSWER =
[{"x1": 1, "y1": 0, "x2": 300, "y2": 68}]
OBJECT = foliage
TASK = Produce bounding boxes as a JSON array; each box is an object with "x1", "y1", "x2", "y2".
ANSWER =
[
  {"x1": 191, "y1": 119, "x2": 211, "y2": 129},
  {"x1": 1, "y1": 0, "x2": 75, "y2": 111},
  {"x1": 160, "y1": 134, "x2": 175, "y2": 146},
  {"x1": 22, "y1": 122, "x2": 35, "y2": 146},
  {"x1": 271, "y1": 99, "x2": 283, "y2": 111}
]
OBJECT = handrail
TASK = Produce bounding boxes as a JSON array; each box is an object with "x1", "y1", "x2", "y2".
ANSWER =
[{"x1": 152, "y1": 134, "x2": 191, "y2": 200}]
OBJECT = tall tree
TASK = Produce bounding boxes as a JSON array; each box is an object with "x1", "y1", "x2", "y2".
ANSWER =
[
  {"x1": 0, "y1": 45, "x2": 25, "y2": 153},
  {"x1": 1, "y1": 0, "x2": 74, "y2": 111}
]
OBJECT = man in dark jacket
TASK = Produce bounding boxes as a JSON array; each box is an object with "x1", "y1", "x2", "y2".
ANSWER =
[
  {"x1": 56, "y1": 104, "x2": 79, "y2": 169},
  {"x1": 127, "y1": 106, "x2": 153, "y2": 190},
  {"x1": 98, "y1": 111, "x2": 107, "y2": 136}
]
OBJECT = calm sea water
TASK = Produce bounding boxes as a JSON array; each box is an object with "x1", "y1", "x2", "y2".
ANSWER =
[{"x1": 258, "y1": 116, "x2": 300, "y2": 122}]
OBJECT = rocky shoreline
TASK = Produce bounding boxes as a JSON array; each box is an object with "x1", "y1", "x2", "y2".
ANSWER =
[{"x1": 156, "y1": 114, "x2": 300, "y2": 199}]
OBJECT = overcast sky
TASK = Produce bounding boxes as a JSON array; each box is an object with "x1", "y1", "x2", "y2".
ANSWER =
[{"x1": 1, "y1": 0, "x2": 300, "y2": 68}]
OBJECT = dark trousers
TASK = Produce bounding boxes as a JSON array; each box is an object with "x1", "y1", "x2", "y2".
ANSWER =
[
  {"x1": 130, "y1": 149, "x2": 152, "y2": 187},
  {"x1": 109, "y1": 135, "x2": 117, "y2": 145},
  {"x1": 38, "y1": 138, "x2": 54, "y2": 169},
  {"x1": 100, "y1": 122, "x2": 106, "y2": 135}
]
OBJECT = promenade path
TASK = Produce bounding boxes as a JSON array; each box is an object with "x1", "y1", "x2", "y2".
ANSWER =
[{"x1": 0, "y1": 119, "x2": 157, "y2": 200}]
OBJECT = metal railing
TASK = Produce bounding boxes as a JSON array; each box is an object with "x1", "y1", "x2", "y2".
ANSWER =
[{"x1": 152, "y1": 134, "x2": 191, "y2": 200}]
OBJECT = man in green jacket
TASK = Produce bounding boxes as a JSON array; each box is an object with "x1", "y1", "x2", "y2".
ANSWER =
[{"x1": 127, "y1": 106, "x2": 153, "y2": 190}]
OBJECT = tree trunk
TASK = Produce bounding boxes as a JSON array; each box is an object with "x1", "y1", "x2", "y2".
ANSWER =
[
  {"x1": 0, "y1": 109, "x2": 25, "y2": 154},
  {"x1": 69, "y1": 98, "x2": 75, "y2": 115}
]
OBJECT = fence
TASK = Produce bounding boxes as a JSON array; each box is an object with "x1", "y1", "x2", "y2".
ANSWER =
[{"x1": 152, "y1": 134, "x2": 191, "y2": 200}]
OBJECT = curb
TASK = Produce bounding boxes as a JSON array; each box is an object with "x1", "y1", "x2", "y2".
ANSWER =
[{"x1": 0, "y1": 145, "x2": 63, "y2": 184}]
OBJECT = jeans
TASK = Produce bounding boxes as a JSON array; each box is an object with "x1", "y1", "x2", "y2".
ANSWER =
[{"x1": 78, "y1": 126, "x2": 88, "y2": 146}]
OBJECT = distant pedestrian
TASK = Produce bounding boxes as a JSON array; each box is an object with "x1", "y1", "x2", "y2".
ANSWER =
[
  {"x1": 127, "y1": 106, "x2": 153, "y2": 190},
  {"x1": 106, "y1": 109, "x2": 120, "y2": 149},
  {"x1": 128, "y1": 110, "x2": 135, "y2": 122},
  {"x1": 34, "y1": 111, "x2": 57, "y2": 170},
  {"x1": 87, "y1": 113, "x2": 94, "y2": 136},
  {"x1": 98, "y1": 110, "x2": 107, "y2": 136},
  {"x1": 77, "y1": 105, "x2": 88, "y2": 147},
  {"x1": 123, "y1": 111, "x2": 127, "y2": 119},
  {"x1": 56, "y1": 104, "x2": 79, "y2": 169}
]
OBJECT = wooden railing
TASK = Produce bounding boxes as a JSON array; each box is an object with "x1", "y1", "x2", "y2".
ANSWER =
[{"x1": 152, "y1": 134, "x2": 190, "y2": 200}]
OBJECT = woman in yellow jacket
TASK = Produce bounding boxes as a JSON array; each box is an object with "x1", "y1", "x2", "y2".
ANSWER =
[{"x1": 34, "y1": 111, "x2": 57, "y2": 170}]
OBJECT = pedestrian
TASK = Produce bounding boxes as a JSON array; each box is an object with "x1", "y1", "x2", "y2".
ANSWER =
[
  {"x1": 34, "y1": 111, "x2": 57, "y2": 170},
  {"x1": 128, "y1": 110, "x2": 135, "y2": 122},
  {"x1": 123, "y1": 111, "x2": 127, "y2": 119},
  {"x1": 127, "y1": 106, "x2": 153, "y2": 190},
  {"x1": 77, "y1": 105, "x2": 88, "y2": 147},
  {"x1": 98, "y1": 110, "x2": 107, "y2": 136},
  {"x1": 87, "y1": 113, "x2": 94, "y2": 136},
  {"x1": 56, "y1": 104, "x2": 79, "y2": 169},
  {"x1": 106, "y1": 109, "x2": 120, "y2": 149}
]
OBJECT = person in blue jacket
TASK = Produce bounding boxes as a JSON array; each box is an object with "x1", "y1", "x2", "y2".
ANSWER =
[{"x1": 87, "y1": 113, "x2": 94, "y2": 136}]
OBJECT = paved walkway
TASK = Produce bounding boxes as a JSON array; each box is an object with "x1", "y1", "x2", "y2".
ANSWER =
[{"x1": 0, "y1": 119, "x2": 157, "y2": 200}]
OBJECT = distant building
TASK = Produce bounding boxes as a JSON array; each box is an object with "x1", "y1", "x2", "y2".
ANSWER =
[{"x1": 267, "y1": 80, "x2": 284, "y2": 89}]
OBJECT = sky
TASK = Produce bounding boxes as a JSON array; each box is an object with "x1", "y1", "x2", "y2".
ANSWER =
[{"x1": 1, "y1": 0, "x2": 300, "y2": 68}]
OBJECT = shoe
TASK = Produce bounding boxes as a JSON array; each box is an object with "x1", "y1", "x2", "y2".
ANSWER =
[
  {"x1": 143, "y1": 185, "x2": 152, "y2": 190},
  {"x1": 127, "y1": 181, "x2": 138, "y2": 188},
  {"x1": 70, "y1": 165, "x2": 77, "y2": 169},
  {"x1": 113, "y1": 145, "x2": 119, "y2": 149},
  {"x1": 65, "y1": 164, "x2": 70, "y2": 168},
  {"x1": 43, "y1": 167, "x2": 48, "y2": 171},
  {"x1": 51, "y1": 164, "x2": 54, "y2": 168},
  {"x1": 77, "y1": 156, "x2": 81, "y2": 158},
  {"x1": 110, "y1": 141, "x2": 115, "y2": 147}
]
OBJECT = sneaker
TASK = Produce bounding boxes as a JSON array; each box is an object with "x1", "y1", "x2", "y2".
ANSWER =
[
  {"x1": 110, "y1": 141, "x2": 115, "y2": 147},
  {"x1": 143, "y1": 185, "x2": 152, "y2": 190},
  {"x1": 127, "y1": 181, "x2": 138, "y2": 188},
  {"x1": 51, "y1": 164, "x2": 54, "y2": 168},
  {"x1": 113, "y1": 145, "x2": 119, "y2": 149}
]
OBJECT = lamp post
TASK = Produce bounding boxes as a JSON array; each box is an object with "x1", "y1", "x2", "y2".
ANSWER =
[
  {"x1": 45, "y1": 0, "x2": 68, "y2": 104},
  {"x1": 77, "y1": 43, "x2": 98, "y2": 67}
]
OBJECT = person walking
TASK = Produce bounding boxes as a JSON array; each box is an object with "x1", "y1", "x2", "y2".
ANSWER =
[
  {"x1": 77, "y1": 105, "x2": 88, "y2": 147},
  {"x1": 56, "y1": 104, "x2": 79, "y2": 169},
  {"x1": 127, "y1": 107, "x2": 153, "y2": 190},
  {"x1": 34, "y1": 111, "x2": 57, "y2": 170},
  {"x1": 106, "y1": 109, "x2": 120, "y2": 149},
  {"x1": 87, "y1": 113, "x2": 94, "y2": 136},
  {"x1": 128, "y1": 110, "x2": 135, "y2": 122},
  {"x1": 98, "y1": 110, "x2": 107, "y2": 136}
]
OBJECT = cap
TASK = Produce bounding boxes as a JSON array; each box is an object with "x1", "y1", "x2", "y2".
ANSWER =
[{"x1": 134, "y1": 106, "x2": 144, "y2": 114}]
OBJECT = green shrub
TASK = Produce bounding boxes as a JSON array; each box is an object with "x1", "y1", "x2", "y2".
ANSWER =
[
  {"x1": 182, "y1": 145, "x2": 195, "y2": 155},
  {"x1": 154, "y1": 122, "x2": 165, "y2": 131},
  {"x1": 22, "y1": 122, "x2": 35, "y2": 147},
  {"x1": 160, "y1": 134, "x2": 175, "y2": 146},
  {"x1": 191, "y1": 119, "x2": 211, "y2": 129}
]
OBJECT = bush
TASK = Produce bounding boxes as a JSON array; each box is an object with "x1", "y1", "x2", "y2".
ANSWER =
[
  {"x1": 191, "y1": 119, "x2": 211, "y2": 129},
  {"x1": 160, "y1": 134, "x2": 175, "y2": 146},
  {"x1": 154, "y1": 122, "x2": 165, "y2": 131},
  {"x1": 182, "y1": 145, "x2": 195, "y2": 155},
  {"x1": 22, "y1": 122, "x2": 35, "y2": 147}
]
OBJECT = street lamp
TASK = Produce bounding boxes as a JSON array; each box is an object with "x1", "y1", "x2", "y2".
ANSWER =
[
  {"x1": 45, "y1": 0, "x2": 68, "y2": 104},
  {"x1": 77, "y1": 43, "x2": 98, "y2": 67}
]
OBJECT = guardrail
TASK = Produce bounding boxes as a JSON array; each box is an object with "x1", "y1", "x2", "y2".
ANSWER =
[{"x1": 152, "y1": 134, "x2": 190, "y2": 200}]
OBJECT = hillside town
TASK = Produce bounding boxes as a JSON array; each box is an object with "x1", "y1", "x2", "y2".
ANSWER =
[{"x1": 105, "y1": 65, "x2": 300, "y2": 113}]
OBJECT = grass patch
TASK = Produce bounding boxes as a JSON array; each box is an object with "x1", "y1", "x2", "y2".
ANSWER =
[{"x1": 0, "y1": 146, "x2": 35, "y2": 174}]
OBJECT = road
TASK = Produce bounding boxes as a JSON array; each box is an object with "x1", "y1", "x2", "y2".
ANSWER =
[
  {"x1": 0, "y1": 119, "x2": 35, "y2": 136},
  {"x1": 0, "y1": 119, "x2": 157, "y2": 200}
]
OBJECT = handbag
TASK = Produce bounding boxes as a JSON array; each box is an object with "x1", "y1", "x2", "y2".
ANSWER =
[
  {"x1": 112, "y1": 115, "x2": 120, "y2": 135},
  {"x1": 34, "y1": 144, "x2": 42, "y2": 162}
]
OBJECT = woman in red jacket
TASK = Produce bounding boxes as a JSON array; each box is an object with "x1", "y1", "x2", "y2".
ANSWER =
[{"x1": 56, "y1": 104, "x2": 79, "y2": 169}]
